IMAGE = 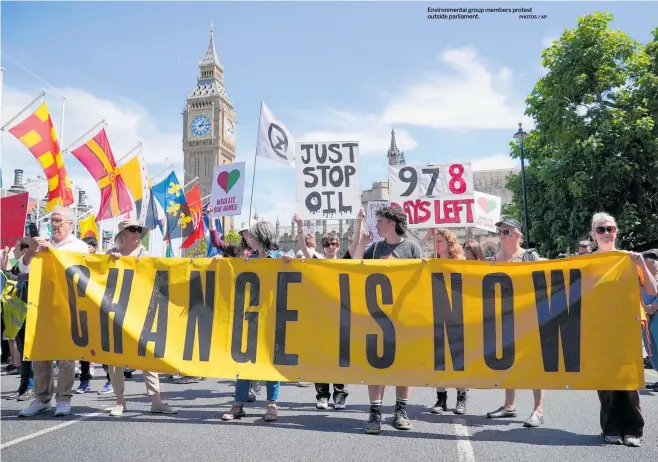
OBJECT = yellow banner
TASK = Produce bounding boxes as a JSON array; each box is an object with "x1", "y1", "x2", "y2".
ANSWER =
[{"x1": 25, "y1": 250, "x2": 644, "y2": 390}]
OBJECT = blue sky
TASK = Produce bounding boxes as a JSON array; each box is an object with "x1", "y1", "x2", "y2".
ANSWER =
[{"x1": 2, "y1": 1, "x2": 657, "y2": 247}]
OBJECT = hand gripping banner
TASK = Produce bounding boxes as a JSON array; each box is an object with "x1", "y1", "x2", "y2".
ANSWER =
[{"x1": 25, "y1": 251, "x2": 644, "y2": 390}]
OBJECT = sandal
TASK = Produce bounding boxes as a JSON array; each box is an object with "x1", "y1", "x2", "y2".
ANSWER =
[
  {"x1": 263, "y1": 404, "x2": 278, "y2": 421},
  {"x1": 221, "y1": 403, "x2": 246, "y2": 421}
]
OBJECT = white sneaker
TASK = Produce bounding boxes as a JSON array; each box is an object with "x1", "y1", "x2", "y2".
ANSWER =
[
  {"x1": 316, "y1": 398, "x2": 329, "y2": 409},
  {"x1": 53, "y1": 402, "x2": 72, "y2": 417},
  {"x1": 623, "y1": 436, "x2": 641, "y2": 447},
  {"x1": 109, "y1": 404, "x2": 127, "y2": 417},
  {"x1": 18, "y1": 400, "x2": 51, "y2": 417}
]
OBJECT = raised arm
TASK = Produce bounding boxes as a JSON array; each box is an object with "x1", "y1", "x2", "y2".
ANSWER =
[
  {"x1": 349, "y1": 208, "x2": 365, "y2": 257},
  {"x1": 352, "y1": 229, "x2": 373, "y2": 260},
  {"x1": 294, "y1": 213, "x2": 312, "y2": 259}
]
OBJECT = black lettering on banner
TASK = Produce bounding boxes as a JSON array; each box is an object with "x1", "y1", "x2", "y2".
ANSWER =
[
  {"x1": 482, "y1": 273, "x2": 515, "y2": 370},
  {"x1": 273, "y1": 272, "x2": 301, "y2": 366},
  {"x1": 365, "y1": 274, "x2": 396, "y2": 369},
  {"x1": 183, "y1": 271, "x2": 216, "y2": 362},
  {"x1": 342, "y1": 142, "x2": 358, "y2": 162},
  {"x1": 338, "y1": 274, "x2": 351, "y2": 367},
  {"x1": 532, "y1": 269, "x2": 582, "y2": 373},
  {"x1": 65, "y1": 265, "x2": 90, "y2": 347},
  {"x1": 138, "y1": 271, "x2": 169, "y2": 358},
  {"x1": 305, "y1": 191, "x2": 322, "y2": 214},
  {"x1": 321, "y1": 191, "x2": 337, "y2": 216},
  {"x1": 303, "y1": 167, "x2": 318, "y2": 188},
  {"x1": 100, "y1": 268, "x2": 133, "y2": 353},
  {"x1": 299, "y1": 144, "x2": 313, "y2": 164},
  {"x1": 328, "y1": 143, "x2": 343, "y2": 163},
  {"x1": 431, "y1": 273, "x2": 465, "y2": 371},
  {"x1": 232, "y1": 272, "x2": 260, "y2": 363}
]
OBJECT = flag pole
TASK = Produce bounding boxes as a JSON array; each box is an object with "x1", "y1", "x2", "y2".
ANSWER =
[
  {"x1": 59, "y1": 96, "x2": 66, "y2": 149},
  {"x1": 62, "y1": 120, "x2": 107, "y2": 153},
  {"x1": 184, "y1": 177, "x2": 198, "y2": 188},
  {"x1": 248, "y1": 102, "x2": 262, "y2": 227},
  {"x1": 0, "y1": 91, "x2": 47, "y2": 131},
  {"x1": 116, "y1": 142, "x2": 143, "y2": 165}
]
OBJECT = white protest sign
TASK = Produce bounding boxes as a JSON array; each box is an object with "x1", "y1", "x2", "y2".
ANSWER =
[
  {"x1": 366, "y1": 200, "x2": 389, "y2": 242},
  {"x1": 209, "y1": 161, "x2": 246, "y2": 217},
  {"x1": 473, "y1": 191, "x2": 502, "y2": 233},
  {"x1": 389, "y1": 162, "x2": 474, "y2": 229},
  {"x1": 296, "y1": 142, "x2": 360, "y2": 219}
]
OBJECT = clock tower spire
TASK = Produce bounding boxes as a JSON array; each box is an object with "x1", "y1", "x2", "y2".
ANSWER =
[{"x1": 182, "y1": 20, "x2": 237, "y2": 231}]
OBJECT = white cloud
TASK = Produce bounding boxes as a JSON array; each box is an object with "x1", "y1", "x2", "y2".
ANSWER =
[
  {"x1": 380, "y1": 47, "x2": 533, "y2": 131},
  {"x1": 471, "y1": 153, "x2": 520, "y2": 171}
]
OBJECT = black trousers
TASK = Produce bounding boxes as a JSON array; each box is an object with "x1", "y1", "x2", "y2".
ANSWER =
[
  {"x1": 597, "y1": 390, "x2": 644, "y2": 438},
  {"x1": 14, "y1": 324, "x2": 33, "y2": 394},
  {"x1": 315, "y1": 383, "x2": 348, "y2": 401},
  {"x1": 79, "y1": 361, "x2": 110, "y2": 381}
]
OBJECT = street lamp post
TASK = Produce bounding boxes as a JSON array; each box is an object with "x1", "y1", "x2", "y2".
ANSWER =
[{"x1": 513, "y1": 122, "x2": 530, "y2": 249}]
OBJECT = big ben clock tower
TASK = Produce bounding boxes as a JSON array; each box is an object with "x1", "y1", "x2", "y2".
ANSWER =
[{"x1": 182, "y1": 21, "x2": 237, "y2": 232}]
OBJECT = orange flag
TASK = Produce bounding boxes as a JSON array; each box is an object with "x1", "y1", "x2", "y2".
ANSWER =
[
  {"x1": 181, "y1": 184, "x2": 204, "y2": 249},
  {"x1": 8, "y1": 102, "x2": 74, "y2": 211}
]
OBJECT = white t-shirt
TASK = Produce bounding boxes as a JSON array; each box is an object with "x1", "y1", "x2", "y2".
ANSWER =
[
  {"x1": 19, "y1": 234, "x2": 89, "y2": 274},
  {"x1": 296, "y1": 249, "x2": 323, "y2": 259}
]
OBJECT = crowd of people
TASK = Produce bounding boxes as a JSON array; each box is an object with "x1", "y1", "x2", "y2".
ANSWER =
[{"x1": 1, "y1": 204, "x2": 657, "y2": 447}]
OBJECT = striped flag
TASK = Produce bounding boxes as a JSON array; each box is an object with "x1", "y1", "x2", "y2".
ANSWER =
[
  {"x1": 78, "y1": 213, "x2": 99, "y2": 240},
  {"x1": 118, "y1": 154, "x2": 159, "y2": 230},
  {"x1": 181, "y1": 185, "x2": 204, "y2": 249},
  {"x1": 71, "y1": 128, "x2": 133, "y2": 221},
  {"x1": 8, "y1": 102, "x2": 74, "y2": 211}
]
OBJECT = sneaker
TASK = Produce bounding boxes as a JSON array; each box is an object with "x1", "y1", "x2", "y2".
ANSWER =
[
  {"x1": 393, "y1": 402, "x2": 412, "y2": 430},
  {"x1": 454, "y1": 391, "x2": 467, "y2": 415},
  {"x1": 17, "y1": 389, "x2": 34, "y2": 401},
  {"x1": 98, "y1": 381, "x2": 114, "y2": 395},
  {"x1": 5, "y1": 390, "x2": 21, "y2": 400},
  {"x1": 74, "y1": 380, "x2": 91, "y2": 394},
  {"x1": 623, "y1": 436, "x2": 641, "y2": 447},
  {"x1": 19, "y1": 400, "x2": 51, "y2": 417},
  {"x1": 53, "y1": 402, "x2": 72, "y2": 417},
  {"x1": 603, "y1": 434, "x2": 623, "y2": 445},
  {"x1": 151, "y1": 402, "x2": 177, "y2": 414},
  {"x1": 431, "y1": 391, "x2": 448, "y2": 415},
  {"x1": 316, "y1": 397, "x2": 329, "y2": 409},
  {"x1": 523, "y1": 411, "x2": 544, "y2": 427},
  {"x1": 109, "y1": 404, "x2": 127, "y2": 417},
  {"x1": 247, "y1": 391, "x2": 257, "y2": 402},
  {"x1": 263, "y1": 404, "x2": 278, "y2": 421},
  {"x1": 222, "y1": 403, "x2": 246, "y2": 421},
  {"x1": 487, "y1": 406, "x2": 517, "y2": 418},
  {"x1": 334, "y1": 394, "x2": 346, "y2": 410},
  {"x1": 364, "y1": 406, "x2": 382, "y2": 434}
]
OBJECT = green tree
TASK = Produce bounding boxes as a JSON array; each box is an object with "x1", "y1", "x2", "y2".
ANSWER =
[
  {"x1": 186, "y1": 238, "x2": 208, "y2": 258},
  {"x1": 505, "y1": 13, "x2": 658, "y2": 257},
  {"x1": 224, "y1": 229, "x2": 241, "y2": 245}
]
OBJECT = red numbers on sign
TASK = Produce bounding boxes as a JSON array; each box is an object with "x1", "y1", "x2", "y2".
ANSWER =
[{"x1": 448, "y1": 164, "x2": 466, "y2": 194}]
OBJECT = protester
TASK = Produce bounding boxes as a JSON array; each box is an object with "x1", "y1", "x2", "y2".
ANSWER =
[
  {"x1": 578, "y1": 240, "x2": 592, "y2": 255},
  {"x1": 352, "y1": 204, "x2": 422, "y2": 434},
  {"x1": 74, "y1": 237, "x2": 113, "y2": 395},
  {"x1": 590, "y1": 212, "x2": 656, "y2": 447},
  {"x1": 486, "y1": 218, "x2": 545, "y2": 428},
  {"x1": 207, "y1": 209, "x2": 252, "y2": 258},
  {"x1": 222, "y1": 221, "x2": 284, "y2": 422},
  {"x1": 427, "y1": 229, "x2": 469, "y2": 415},
  {"x1": 104, "y1": 220, "x2": 177, "y2": 417},
  {"x1": 18, "y1": 207, "x2": 89, "y2": 417},
  {"x1": 641, "y1": 249, "x2": 658, "y2": 391},
  {"x1": 463, "y1": 240, "x2": 485, "y2": 261},
  {"x1": 294, "y1": 212, "x2": 352, "y2": 410}
]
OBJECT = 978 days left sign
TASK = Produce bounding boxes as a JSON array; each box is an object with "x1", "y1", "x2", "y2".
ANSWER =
[{"x1": 296, "y1": 142, "x2": 361, "y2": 219}]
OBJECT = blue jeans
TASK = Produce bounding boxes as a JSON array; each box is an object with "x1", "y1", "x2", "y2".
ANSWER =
[
  {"x1": 642, "y1": 315, "x2": 658, "y2": 371},
  {"x1": 235, "y1": 379, "x2": 280, "y2": 403}
]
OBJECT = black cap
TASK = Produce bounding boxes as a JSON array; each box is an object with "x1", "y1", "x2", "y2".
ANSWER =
[
  {"x1": 642, "y1": 249, "x2": 658, "y2": 261},
  {"x1": 495, "y1": 217, "x2": 523, "y2": 232}
]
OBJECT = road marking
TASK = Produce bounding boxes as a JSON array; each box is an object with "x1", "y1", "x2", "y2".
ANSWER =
[
  {"x1": 454, "y1": 418, "x2": 475, "y2": 462},
  {"x1": 646, "y1": 370, "x2": 658, "y2": 378},
  {"x1": 0, "y1": 411, "x2": 104, "y2": 450}
]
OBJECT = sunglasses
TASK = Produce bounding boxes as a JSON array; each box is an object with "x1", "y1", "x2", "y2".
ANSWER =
[
  {"x1": 323, "y1": 242, "x2": 339, "y2": 248},
  {"x1": 595, "y1": 226, "x2": 616, "y2": 235},
  {"x1": 126, "y1": 226, "x2": 143, "y2": 234},
  {"x1": 498, "y1": 229, "x2": 512, "y2": 236}
]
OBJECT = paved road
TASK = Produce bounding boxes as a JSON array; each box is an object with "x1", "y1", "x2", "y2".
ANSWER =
[{"x1": 1, "y1": 367, "x2": 657, "y2": 461}]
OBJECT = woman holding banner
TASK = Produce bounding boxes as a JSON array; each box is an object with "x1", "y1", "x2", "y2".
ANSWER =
[
  {"x1": 425, "y1": 229, "x2": 470, "y2": 415},
  {"x1": 222, "y1": 221, "x2": 285, "y2": 422},
  {"x1": 641, "y1": 249, "x2": 658, "y2": 391},
  {"x1": 105, "y1": 220, "x2": 178, "y2": 418},
  {"x1": 589, "y1": 212, "x2": 656, "y2": 447},
  {"x1": 485, "y1": 218, "x2": 546, "y2": 428}
]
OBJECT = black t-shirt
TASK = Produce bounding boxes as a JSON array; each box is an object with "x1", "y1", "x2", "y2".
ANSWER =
[{"x1": 343, "y1": 250, "x2": 351, "y2": 259}]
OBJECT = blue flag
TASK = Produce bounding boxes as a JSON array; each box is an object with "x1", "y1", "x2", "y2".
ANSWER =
[
  {"x1": 202, "y1": 202, "x2": 223, "y2": 257},
  {"x1": 151, "y1": 172, "x2": 194, "y2": 240}
]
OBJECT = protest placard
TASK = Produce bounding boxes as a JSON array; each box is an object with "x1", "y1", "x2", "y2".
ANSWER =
[
  {"x1": 209, "y1": 162, "x2": 246, "y2": 217},
  {"x1": 473, "y1": 191, "x2": 502, "y2": 233},
  {"x1": 366, "y1": 200, "x2": 389, "y2": 242}
]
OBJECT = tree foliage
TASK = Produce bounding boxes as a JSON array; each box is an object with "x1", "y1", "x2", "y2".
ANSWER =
[
  {"x1": 224, "y1": 229, "x2": 241, "y2": 245},
  {"x1": 185, "y1": 238, "x2": 208, "y2": 258},
  {"x1": 505, "y1": 12, "x2": 658, "y2": 256}
]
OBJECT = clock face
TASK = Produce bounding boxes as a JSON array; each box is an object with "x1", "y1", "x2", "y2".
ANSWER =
[
  {"x1": 224, "y1": 119, "x2": 234, "y2": 141},
  {"x1": 190, "y1": 115, "x2": 211, "y2": 137}
]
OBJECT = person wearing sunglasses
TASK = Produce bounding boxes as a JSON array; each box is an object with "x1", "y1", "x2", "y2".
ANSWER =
[
  {"x1": 590, "y1": 212, "x2": 656, "y2": 447},
  {"x1": 104, "y1": 219, "x2": 177, "y2": 417},
  {"x1": 463, "y1": 240, "x2": 485, "y2": 261},
  {"x1": 486, "y1": 217, "x2": 545, "y2": 428}
]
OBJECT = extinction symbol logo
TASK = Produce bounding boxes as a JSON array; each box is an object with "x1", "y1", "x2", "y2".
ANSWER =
[{"x1": 268, "y1": 123, "x2": 289, "y2": 160}]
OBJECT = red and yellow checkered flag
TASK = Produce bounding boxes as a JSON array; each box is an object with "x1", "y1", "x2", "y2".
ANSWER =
[{"x1": 8, "y1": 102, "x2": 74, "y2": 211}]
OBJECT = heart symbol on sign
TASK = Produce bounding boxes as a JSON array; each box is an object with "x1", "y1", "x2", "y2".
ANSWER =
[
  {"x1": 477, "y1": 197, "x2": 498, "y2": 214},
  {"x1": 217, "y1": 169, "x2": 241, "y2": 193}
]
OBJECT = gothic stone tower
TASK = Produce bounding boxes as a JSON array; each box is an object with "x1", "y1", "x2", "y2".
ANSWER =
[
  {"x1": 182, "y1": 21, "x2": 237, "y2": 232},
  {"x1": 387, "y1": 128, "x2": 406, "y2": 166}
]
